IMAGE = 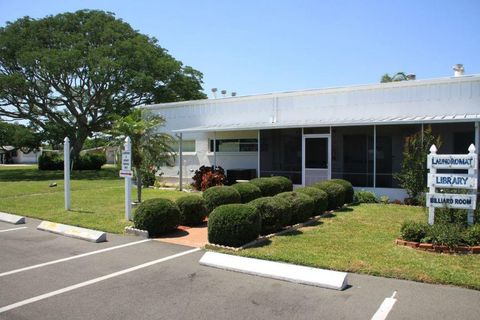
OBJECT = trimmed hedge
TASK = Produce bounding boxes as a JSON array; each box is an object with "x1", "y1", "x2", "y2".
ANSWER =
[
  {"x1": 202, "y1": 186, "x2": 241, "y2": 213},
  {"x1": 249, "y1": 196, "x2": 291, "y2": 234},
  {"x1": 176, "y1": 195, "x2": 207, "y2": 226},
  {"x1": 38, "y1": 153, "x2": 106, "y2": 170},
  {"x1": 38, "y1": 153, "x2": 63, "y2": 170},
  {"x1": 295, "y1": 187, "x2": 328, "y2": 215},
  {"x1": 231, "y1": 182, "x2": 262, "y2": 203},
  {"x1": 269, "y1": 176, "x2": 293, "y2": 192},
  {"x1": 312, "y1": 181, "x2": 345, "y2": 210},
  {"x1": 330, "y1": 179, "x2": 354, "y2": 204},
  {"x1": 208, "y1": 204, "x2": 261, "y2": 247},
  {"x1": 249, "y1": 177, "x2": 283, "y2": 197},
  {"x1": 274, "y1": 191, "x2": 314, "y2": 225},
  {"x1": 134, "y1": 198, "x2": 181, "y2": 236},
  {"x1": 400, "y1": 221, "x2": 429, "y2": 242},
  {"x1": 355, "y1": 190, "x2": 377, "y2": 203}
]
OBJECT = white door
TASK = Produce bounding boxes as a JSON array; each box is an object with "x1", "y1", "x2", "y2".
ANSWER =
[{"x1": 303, "y1": 135, "x2": 330, "y2": 185}]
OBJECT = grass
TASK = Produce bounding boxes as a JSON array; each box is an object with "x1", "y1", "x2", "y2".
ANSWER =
[
  {"x1": 231, "y1": 203, "x2": 480, "y2": 290},
  {"x1": 0, "y1": 165, "x2": 185, "y2": 233}
]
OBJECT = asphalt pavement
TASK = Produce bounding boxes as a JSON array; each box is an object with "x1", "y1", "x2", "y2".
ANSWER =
[{"x1": 0, "y1": 218, "x2": 479, "y2": 320}]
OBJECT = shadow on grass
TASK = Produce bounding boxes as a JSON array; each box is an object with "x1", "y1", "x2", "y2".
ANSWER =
[
  {"x1": 69, "y1": 209, "x2": 95, "y2": 214},
  {"x1": 336, "y1": 207, "x2": 354, "y2": 213},
  {"x1": 0, "y1": 167, "x2": 120, "y2": 182}
]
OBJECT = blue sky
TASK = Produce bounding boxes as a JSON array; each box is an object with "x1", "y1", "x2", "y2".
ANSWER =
[{"x1": 1, "y1": 0, "x2": 479, "y2": 97}]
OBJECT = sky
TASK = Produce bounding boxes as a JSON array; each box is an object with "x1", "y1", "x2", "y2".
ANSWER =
[{"x1": 1, "y1": 0, "x2": 479, "y2": 97}]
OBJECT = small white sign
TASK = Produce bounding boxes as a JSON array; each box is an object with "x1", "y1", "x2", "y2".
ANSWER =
[
  {"x1": 427, "y1": 193, "x2": 477, "y2": 210},
  {"x1": 427, "y1": 154, "x2": 477, "y2": 169},
  {"x1": 122, "y1": 151, "x2": 131, "y2": 171},
  {"x1": 428, "y1": 173, "x2": 478, "y2": 190},
  {"x1": 119, "y1": 170, "x2": 133, "y2": 178}
]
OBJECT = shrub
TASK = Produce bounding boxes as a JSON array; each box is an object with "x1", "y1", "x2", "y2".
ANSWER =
[
  {"x1": 202, "y1": 186, "x2": 241, "y2": 213},
  {"x1": 378, "y1": 195, "x2": 390, "y2": 204},
  {"x1": 463, "y1": 224, "x2": 480, "y2": 246},
  {"x1": 269, "y1": 176, "x2": 293, "y2": 192},
  {"x1": 313, "y1": 181, "x2": 345, "y2": 210},
  {"x1": 176, "y1": 195, "x2": 208, "y2": 226},
  {"x1": 295, "y1": 187, "x2": 328, "y2": 215},
  {"x1": 250, "y1": 177, "x2": 283, "y2": 197},
  {"x1": 330, "y1": 179, "x2": 354, "y2": 203},
  {"x1": 275, "y1": 191, "x2": 314, "y2": 224},
  {"x1": 435, "y1": 207, "x2": 468, "y2": 227},
  {"x1": 400, "y1": 221, "x2": 429, "y2": 242},
  {"x1": 208, "y1": 204, "x2": 261, "y2": 247},
  {"x1": 191, "y1": 165, "x2": 225, "y2": 191},
  {"x1": 249, "y1": 196, "x2": 291, "y2": 234},
  {"x1": 134, "y1": 198, "x2": 181, "y2": 236},
  {"x1": 231, "y1": 182, "x2": 262, "y2": 203},
  {"x1": 428, "y1": 223, "x2": 464, "y2": 248},
  {"x1": 38, "y1": 153, "x2": 63, "y2": 170},
  {"x1": 354, "y1": 190, "x2": 377, "y2": 204}
]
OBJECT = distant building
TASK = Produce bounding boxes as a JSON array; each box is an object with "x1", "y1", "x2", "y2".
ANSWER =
[{"x1": 0, "y1": 147, "x2": 42, "y2": 164}]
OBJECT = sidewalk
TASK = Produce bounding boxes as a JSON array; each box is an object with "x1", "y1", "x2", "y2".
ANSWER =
[{"x1": 154, "y1": 223, "x2": 208, "y2": 248}]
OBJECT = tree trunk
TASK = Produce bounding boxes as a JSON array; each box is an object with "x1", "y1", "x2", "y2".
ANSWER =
[
  {"x1": 71, "y1": 130, "x2": 89, "y2": 166},
  {"x1": 136, "y1": 165, "x2": 142, "y2": 203}
]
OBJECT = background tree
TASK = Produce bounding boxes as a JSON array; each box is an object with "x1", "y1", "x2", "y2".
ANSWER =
[
  {"x1": 0, "y1": 120, "x2": 42, "y2": 152},
  {"x1": 381, "y1": 72, "x2": 409, "y2": 83},
  {"x1": 394, "y1": 126, "x2": 442, "y2": 203},
  {"x1": 110, "y1": 109, "x2": 175, "y2": 203},
  {"x1": 0, "y1": 10, "x2": 206, "y2": 161}
]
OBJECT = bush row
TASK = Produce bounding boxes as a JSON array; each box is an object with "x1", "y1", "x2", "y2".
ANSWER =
[{"x1": 38, "y1": 153, "x2": 106, "y2": 170}]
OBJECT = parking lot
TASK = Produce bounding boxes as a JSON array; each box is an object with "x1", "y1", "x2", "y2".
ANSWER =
[{"x1": 1, "y1": 218, "x2": 479, "y2": 320}]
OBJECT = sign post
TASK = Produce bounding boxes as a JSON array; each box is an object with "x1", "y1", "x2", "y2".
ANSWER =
[
  {"x1": 426, "y1": 144, "x2": 478, "y2": 225},
  {"x1": 120, "y1": 137, "x2": 133, "y2": 220},
  {"x1": 64, "y1": 137, "x2": 71, "y2": 210}
]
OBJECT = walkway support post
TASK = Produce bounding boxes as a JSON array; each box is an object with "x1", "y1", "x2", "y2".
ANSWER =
[{"x1": 64, "y1": 137, "x2": 71, "y2": 210}]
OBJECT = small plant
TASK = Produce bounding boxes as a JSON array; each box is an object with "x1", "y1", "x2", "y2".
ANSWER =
[
  {"x1": 275, "y1": 191, "x2": 315, "y2": 224},
  {"x1": 250, "y1": 177, "x2": 284, "y2": 197},
  {"x1": 133, "y1": 198, "x2": 181, "y2": 236},
  {"x1": 378, "y1": 195, "x2": 390, "y2": 204},
  {"x1": 462, "y1": 224, "x2": 480, "y2": 246},
  {"x1": 330, "y1": 179, "x2": 354, "y2": 203},
  {"x1": 231, "y1": 182, "x2": 262, "y2": 203},
  {"x1": 313, "y1": 180, "x2": 346, "y2": 210},
  {"x1": 400, "y1": 221, "x2": 429, "y2": 242},
  {"x1": 295, "y1": 187, "x2": 328, "y2": 215},
  {"x1": 354, "y1": 190, "x2": 377, "y2": 204},
  {"x1": 208, "y1": 203, "x2": 261, "y2": 247},
  {"x1": 249, "y1": 196, "x2": 291, "y2": 234},
  {"x1": 176, "y1": 195, "x2": 207, "y2": 226},
  {"x1": 428, "y1": 223, "x2": 464, "y2": 248},
  {"x1": 202, "y1": 186, "x2": 241, "y2": 213},
  {"x1": 191, "y1": 165, "x2": 225, "y2": 191},
  {"x1": 435, "y1": 207, "x2": 468, "y2": 227}
]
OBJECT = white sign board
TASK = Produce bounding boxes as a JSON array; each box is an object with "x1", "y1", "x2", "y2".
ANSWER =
[
  {"x1": 427, "y1": 154, "x2": 476, "y2": 169},
  {"x1": 122, "y1": 151, "x2": 131, "y2": 171},
  {"x1": 119, "y1": 170, "x2": 133, "y2": 178},
  {"x1": 428, "y1": 173, "x2": 478, "y2": 190},
  {"x1": 427, "y1": 193, "x2": 477, "y2": 210}
]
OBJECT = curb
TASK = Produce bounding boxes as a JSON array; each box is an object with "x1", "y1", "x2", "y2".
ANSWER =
[
  {"x1": 199, "y1": 251, "x2": 348, "y2": 291},
  {"x1": 124, "y1": 226, "x2": 149, "y2": 238},
  {"x1": 37, "y1": 221, "x2": 107, "y2": 243},
  {"x1": 0, "y1": 212, "x2": 25, "y2": 225}
]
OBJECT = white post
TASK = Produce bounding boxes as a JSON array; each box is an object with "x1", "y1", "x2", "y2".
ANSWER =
[
  {"x1": 213, "y1": 131, "x2": 217, "y2": 168},
  {"x1": 124, "y1": 137, "x2": 132, "y2": 220},
  {"x1": 428, "y1": 144, "x2": 437, "y2": 225},
  {"x1": 64, "y1": 137, "x2": 71, "y2": 210},
  {"x1": 179, "y1": 133, "x2": 183, "y2": 191},
  {"x1": 468, "y1": 144, "x2": 476, "y2": 225}
]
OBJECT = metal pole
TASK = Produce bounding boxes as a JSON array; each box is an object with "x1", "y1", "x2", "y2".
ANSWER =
[
  {"x1": 373, "y1": 125, "x2": 376, "y2": 189},
  {"x1": 124, "y1": 137, "x2": 132, "y2": 220},
  {"x1": 64, "y1": 137, "x2": 71, "y2": 210},
  {"x1": 213, "y1": 131, "x2": 217, "y2": 168},
  {"x1": 179, "y1": 133, "x2": 183, "y2": 191}
]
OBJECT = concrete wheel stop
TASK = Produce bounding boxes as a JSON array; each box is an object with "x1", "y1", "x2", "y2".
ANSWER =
[
  {"x1": 0, "y1": 212, "x2": 26, "y2": 225},
  {"x1": 37, "y1": 221, "x2": 107, "y2": 243},
  {"x1": 199, "y1": 252, "x2": 348, "y2": 290}
]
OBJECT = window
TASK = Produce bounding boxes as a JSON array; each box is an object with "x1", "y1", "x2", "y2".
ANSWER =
[
  {"x1": 209, "y1": 139, "x2": 258, "y2": 152},
  {"x1": 170, "y1": 140, "x2": 196, "y2": 153}
]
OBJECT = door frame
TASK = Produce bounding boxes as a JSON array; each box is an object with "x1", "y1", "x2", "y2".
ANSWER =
[{"x1": 302, "y1": 133, "x2": 331, "y2": 186}]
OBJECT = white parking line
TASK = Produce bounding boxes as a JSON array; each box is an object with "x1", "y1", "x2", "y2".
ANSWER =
[
  {"x1": 0, "y1": 227, "x2": 27, "y2": 233},
  {"x1": 371, "y1": 291, "x2": 397, "y2": 320},
  {"x1": 0, "y1": 239, "x2": 151, "y2": 278},
  {"x1": 0, "y1": 247, "x2": 201, "y2": 314}
]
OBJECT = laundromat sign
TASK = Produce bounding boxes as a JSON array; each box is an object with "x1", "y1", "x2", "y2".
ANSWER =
[{"x1": 427, "y1": 154, "x2": 476, "y2": 169}]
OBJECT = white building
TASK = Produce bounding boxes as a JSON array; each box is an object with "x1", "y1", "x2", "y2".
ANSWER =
[
  {"x1": 143, "y1": 70, "x2": 480, "y2": 200},
  {"x1": 0, "y1": 147, "x2": 41, "y2": 164}
]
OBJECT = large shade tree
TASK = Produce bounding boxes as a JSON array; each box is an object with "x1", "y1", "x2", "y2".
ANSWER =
[
  {"x1": 0, "y1": 120, "x2": 42, "y2": 152},
  {"x1": 0, "y1": 10, "x2": 206, "y2": 160}
]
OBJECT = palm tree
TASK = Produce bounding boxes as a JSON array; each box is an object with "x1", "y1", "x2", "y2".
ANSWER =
[
  {"x1": 380, "y1": 72, "x2": 410, "y2": 83},
  {"x1": 110, "y1": 109, "x2": 175, "y2": 203}
]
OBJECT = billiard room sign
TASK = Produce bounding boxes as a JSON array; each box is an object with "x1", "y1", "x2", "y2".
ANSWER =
[{"x1": 427, "y1": 193, "x2": 477, "y2": 210}]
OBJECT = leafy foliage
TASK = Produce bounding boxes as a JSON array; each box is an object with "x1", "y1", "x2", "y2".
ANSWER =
[
  {"x1": 231, "y1": 182, "x2": 262, "y2": 203},
  {"x1": 38, "y1": 152, "x2": 105, "y2": 170},
  {"x1": 354, "y1": 190, "x2": 377, "y2": 203},
  {"x1": 0, "y1": 121, "x2": 41, "y2": 153},
  {"x1": 330, "y1": 179, "x2": 354, "y2": 203},
  {"x1": 202, "y1": 186, "x2": 241, "y2": 213},
  {"x1": 249, "y1": 196, "x2": 291, "y2": 234},
  {"x1": 176, "y1": 195, "x2": 207, "y2": 226},
  {"x1": 191, "y1": 165, "x2": 225, "y2": 191},
  {"x1": 133, "y1": 198, "x2": 181, "y2": 236},
  {"x1": 400, "y1": 221, "x2": 429, "y2": 242},
  {"x1": 295, "y1": 187, "x2": 328, "y2": 215},
  {"x1": 0, "y1": 10, "x2": 206, "y2": 159},
  {"x1": 268, "y1": 176, "x2": 293, "y2": 193},
  {"x1": 208, "y1": 204, "x2": 261, "y2": 247},
  {"x1": 275, "y1": 191, "x2": 315, "y2": 224},
  {"x1": 313, "y1": 180, "x2": 345, "y2": 210},
  {"x1": 249, "y1": 177, "x2": 283, "y2": 197},
  {"x1": 394, "y1": 126, "x2": 441, "y2": 199}
]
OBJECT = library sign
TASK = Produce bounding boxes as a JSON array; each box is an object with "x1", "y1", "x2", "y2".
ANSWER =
[{"x1": 426, "y1": 144, "x2": 478, "y2": 225}]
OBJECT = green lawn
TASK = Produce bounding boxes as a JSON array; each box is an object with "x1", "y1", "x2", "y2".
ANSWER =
[
  {"x1": 234, "y1": 204, "x2": 480, "y2": 290},
  {"x1": 0, "y1": 165, "x2": 185, "y2": 233}
]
